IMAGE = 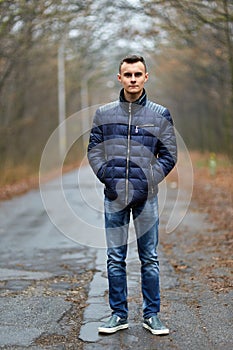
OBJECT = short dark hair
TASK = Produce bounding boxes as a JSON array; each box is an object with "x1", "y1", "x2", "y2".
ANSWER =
[{"x1": 119, "y1": 55, "x2": 147, "y2": 73}]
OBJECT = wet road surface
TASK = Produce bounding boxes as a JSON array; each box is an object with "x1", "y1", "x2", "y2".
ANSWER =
[{"x1": 0, "y1": 164, "x2": 232, "y2": 349}]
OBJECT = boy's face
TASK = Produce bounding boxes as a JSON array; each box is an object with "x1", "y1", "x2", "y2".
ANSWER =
[{"x1": 118, "y1": 61, "x2": 148, "y2": 101}]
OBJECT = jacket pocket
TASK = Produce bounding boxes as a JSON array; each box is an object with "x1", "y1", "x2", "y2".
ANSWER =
[
  {"x1": 135, "y1": 124, "x2": 156, "y2": 134},
  {"x1": 97, "y1": 162, "x2": 108, "y2": 183}
]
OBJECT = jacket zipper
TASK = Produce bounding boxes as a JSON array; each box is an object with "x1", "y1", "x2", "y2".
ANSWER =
[
  {"x1": 125, "y1": 103, "x2": 132, "y2": 205},
  {"x1": 150, "y1": 164, "x2": 155, "y2": 194},
  {"x1": 135, "y1": 124, "x2": 155, "y2": 133}
]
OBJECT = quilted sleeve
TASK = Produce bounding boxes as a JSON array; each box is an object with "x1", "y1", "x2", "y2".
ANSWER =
[
  {"x1": 87, "y1": 108, "x2": 107, "y2": 183},
  {"x1": 152, "y1": 109, "x2": 177, "y2": 184}
]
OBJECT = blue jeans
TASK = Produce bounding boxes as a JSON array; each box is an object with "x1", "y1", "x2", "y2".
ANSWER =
[{"x1": 104, "y1": 196, "x2": 160, "y2": 319}]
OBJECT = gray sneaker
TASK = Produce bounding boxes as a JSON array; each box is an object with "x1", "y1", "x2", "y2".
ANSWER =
[
  {"x1": 143, "y1": 315, "x2": 169, "y2": 335},
  {"x1": 98, "y1": 315, "x2": 128, "y2": 334}
]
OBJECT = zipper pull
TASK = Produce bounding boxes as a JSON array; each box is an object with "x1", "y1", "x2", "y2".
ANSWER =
[{"x1": 135, "y1": 126, "x2": 138, "y2": 133}]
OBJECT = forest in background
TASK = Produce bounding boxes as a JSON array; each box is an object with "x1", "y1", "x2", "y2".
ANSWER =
[{"x1": 0, "y1": 0, "x2": 232, "y2": 185}]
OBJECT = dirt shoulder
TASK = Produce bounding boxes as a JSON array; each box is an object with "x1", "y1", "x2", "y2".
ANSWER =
[
  {"x1": 0, "y1": 162, "x2": 80, "y2": 201},
  {"x1": 163, "y1": 152, "x2": 232, "y2": 294},
  {"x1": 0, "y1": 175, "x2": 39, "y2": 201},
  {"x1": 191, "y1": 153, "x2": 232, "y2": 292},
  {"x1": 191, "y1": 152, "x2": 232, "y2": 235}
]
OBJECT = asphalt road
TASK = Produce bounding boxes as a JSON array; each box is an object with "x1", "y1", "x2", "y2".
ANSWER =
[{"x1": 0, "y1": 163, "x2": 232, "y2": 349}]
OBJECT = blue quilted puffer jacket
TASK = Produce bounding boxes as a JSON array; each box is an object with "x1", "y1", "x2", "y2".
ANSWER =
[{"x1": 87, "y1": 89, "x2": 177, "y2": 206}]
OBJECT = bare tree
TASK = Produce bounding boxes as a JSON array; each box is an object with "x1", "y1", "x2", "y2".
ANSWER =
[{"x1": 141, "y1": 0, "x2": 232, "y2": 157}]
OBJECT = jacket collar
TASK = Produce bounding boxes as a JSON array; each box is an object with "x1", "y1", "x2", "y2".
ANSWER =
[{"x1": 119, "y1": 88, "x2": 147, "y2": 106}]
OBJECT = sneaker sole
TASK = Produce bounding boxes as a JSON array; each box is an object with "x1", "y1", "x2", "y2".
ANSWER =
[
  {"x1": 98, "y1": 323, "x2": 129, "y2": 334},
  {"x1": 143, "y1": 323, "x2": 169, "y2": 335}
]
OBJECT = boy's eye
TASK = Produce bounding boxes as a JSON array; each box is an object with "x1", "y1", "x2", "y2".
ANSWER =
[{"x1": 123, "y1": 72, "x2": 143, "y2": 78}]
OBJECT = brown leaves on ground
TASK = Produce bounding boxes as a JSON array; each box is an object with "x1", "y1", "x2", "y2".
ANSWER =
[
  {"x1": 192, "y1": 152, "x2": 232, "y2": 244},
  {"x1": 0, "y1": 176, "x2": 39, "y2": 200},
  {"x1": 163, "y1": 152, "x2": 232, "y2": 293},
  {"x1": 190, "y1": 153, "x2": 233, "y2": 292},
  {"x1": 0, "y1": 161, "x2": 81, "y2": 200}
]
